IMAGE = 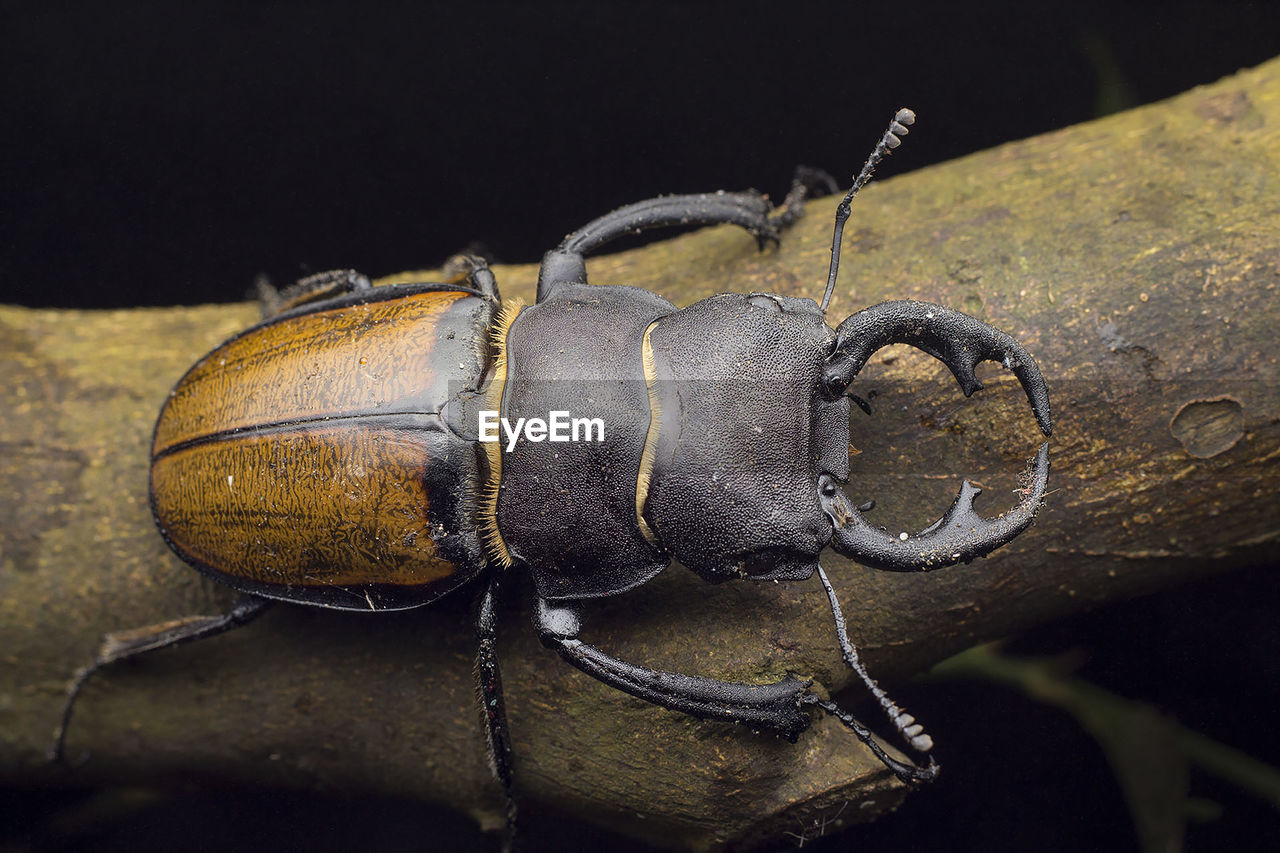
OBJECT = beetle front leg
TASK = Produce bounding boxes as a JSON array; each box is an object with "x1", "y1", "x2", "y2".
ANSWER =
[
  {"x1": 771, "y1": 164, "x2": 839, "y2": 231},
  {"x1": 533, "y1": 598, "x2": 812, "y2": 740},
  {"x1": 537, "y1": 189, "x2": 795, "y2": 301}
]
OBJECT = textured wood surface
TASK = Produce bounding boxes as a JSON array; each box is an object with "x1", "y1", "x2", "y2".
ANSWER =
[{"x1": 2, "y1": 57, "x2": 1278, "y2": 851}]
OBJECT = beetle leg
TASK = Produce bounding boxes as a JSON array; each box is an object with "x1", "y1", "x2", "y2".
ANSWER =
[
  {"x1": 52, "y1": 594, "x2": 271, "y2": 764},
  {"x1": 256, "y1": 268, "x2": 372, "y2": 319},
  {"x1": 473, "y1": 574, "x2": 517, "y2": 851},
  {"x1": 538, "y1": 190, "x2": 786, "y2": 301},
  {"x1": 535, "y1": 597, "x2": 938, "y2": 784},
  {"x1": 771, "y1": 164, "x2": 840, "y2": 231},
  {"x1": 533, "y1": 598, "x2": 813, "y2": 741},
  {"x1": 257, "y1": 257, "x2": 502, "y2": 323},
  {"x1": 441, "y1": 253, "x2": 502, "y2": 304}
]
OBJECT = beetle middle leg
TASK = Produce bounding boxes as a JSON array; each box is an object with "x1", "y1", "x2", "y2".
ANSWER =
[
  {"x1": 474, "y1": 573, "x2": 517, "y2": 852},
  {"x1": 52, "y1": 593, "x2": 271, "y2": 763},
  {"x1": 256, "y1": 268, "x2": 372, "y2": 318}
]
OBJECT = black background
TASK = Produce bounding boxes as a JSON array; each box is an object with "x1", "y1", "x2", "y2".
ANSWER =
[
  {"x1": 4, "y1": 1, "x2": 1277, "y2": 309},
  {"x1": 4, "y1": 2, "x2": 1280, "y2": 851}
]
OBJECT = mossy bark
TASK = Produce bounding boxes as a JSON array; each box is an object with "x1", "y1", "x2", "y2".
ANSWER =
[{"x1": 2, "y1": 57, "x2": 1278, "y2": 852}]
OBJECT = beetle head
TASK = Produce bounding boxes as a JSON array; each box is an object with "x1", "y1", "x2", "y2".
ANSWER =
[
  {"x1": 800, "y1": 108, "x2": 1052, "y2": 571},
  {"x1": 636, "y1": 109, "x2": 1051, "y2": 581},
  {"x1": 641, "y1": 295, "x2": 1052, "y2": 581}
]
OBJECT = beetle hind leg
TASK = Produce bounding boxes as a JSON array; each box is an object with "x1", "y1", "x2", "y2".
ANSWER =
[
  {"x1": 441, "y1": 253, "x2": 501, "y2": 304},
  {"x1": 51, "y1": 594, "x2": 271, "y2": 764}
]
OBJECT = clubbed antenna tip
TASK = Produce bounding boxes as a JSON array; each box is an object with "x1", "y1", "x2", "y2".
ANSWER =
[
  {"x1": 888, "y1": 108, "x2": 916, "y2": 142},
  {"x1": 820, "y1": 107, "x2": 917, "y2": 312},
  {"x1": 852, "y1": 107, "x2": 915, "y2": 195}
]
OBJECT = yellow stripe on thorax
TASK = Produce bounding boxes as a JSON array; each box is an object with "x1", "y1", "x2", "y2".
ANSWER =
[
  {"x1": 635, "y1": 321, "x2": 662, "y2": 546},
  {"x1": 478, "y1": 298, "x2": 524, "y2": 568}
]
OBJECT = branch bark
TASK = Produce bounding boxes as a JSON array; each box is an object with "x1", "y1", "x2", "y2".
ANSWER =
[{"x1": 3, "y1": 58, "x2": 1278, "y2": 851}]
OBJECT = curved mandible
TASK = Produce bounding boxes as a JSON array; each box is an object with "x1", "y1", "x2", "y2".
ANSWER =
[
  {"x1": 820, "y1": 445, "x2": 1049, "y2": 571},
  {"x1": 821, "y1": 300, "x2": 1052, "y2": 571},
  {"x1": 824, "y1": 299, "x2": 1052, "y2": 434}
]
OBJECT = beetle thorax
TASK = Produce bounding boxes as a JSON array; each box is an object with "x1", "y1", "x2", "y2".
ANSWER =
[{"x1": 484, "y1": 286, "x2": 851, "y2": 598}]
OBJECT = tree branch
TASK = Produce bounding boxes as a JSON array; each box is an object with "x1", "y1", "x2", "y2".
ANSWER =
[{"x1": 2, "y1": 57, "x2": 1278, "y2": 851}]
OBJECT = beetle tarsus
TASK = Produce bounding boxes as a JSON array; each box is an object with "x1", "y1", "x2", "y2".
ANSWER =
[
  {"x1": 257, "y1": 268, "x2": 372, "y2": 319},
  {"x1": 772, "y1": 165, "x2": 840, "y2": 231}
]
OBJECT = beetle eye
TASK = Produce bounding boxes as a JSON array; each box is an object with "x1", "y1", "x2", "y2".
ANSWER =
[{"x1": 821, "y1": 371, "x2": 847, "y2": 400}]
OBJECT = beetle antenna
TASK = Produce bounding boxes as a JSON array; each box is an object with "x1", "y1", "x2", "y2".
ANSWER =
[
  {"x1": 815, "y1": 564, "x2": 934, "y2": 754},
  {"x1": 802, "y1": 693, "x2": 940, "y2": 784},
  {"x1": 847, "y1": 392, "x2": 873, "y2": 416},
  {"x1": 819, "y1": 108, "x2": 916, "y2": 313}
]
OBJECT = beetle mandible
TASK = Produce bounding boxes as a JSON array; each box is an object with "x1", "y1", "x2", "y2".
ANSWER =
[{"x1": 55, "y1": 109, "x2": 1052, "y2": 844}]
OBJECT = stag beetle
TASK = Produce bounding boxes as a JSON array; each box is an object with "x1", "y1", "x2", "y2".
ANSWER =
[{"x1": 55, "y1": 109, "x2": 1052, "y2": 846}]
